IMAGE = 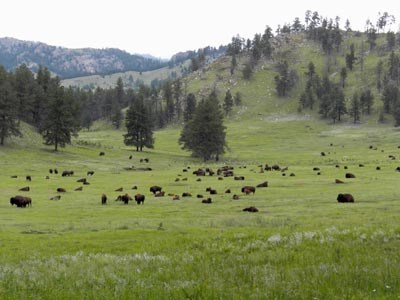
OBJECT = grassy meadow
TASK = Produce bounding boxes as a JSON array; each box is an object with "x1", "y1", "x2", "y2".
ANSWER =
[{"x1": 1, "y1": 116, "x2": 400, "y2": 299}]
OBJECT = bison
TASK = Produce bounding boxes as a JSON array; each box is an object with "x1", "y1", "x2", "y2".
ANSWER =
[
  {"x1": 74, "y1": 186, "x2": 83, "y2": 191},
  {"x1": 243, "y1": 206, "x2": 258, "y2": 212},
  {"x1": 57, "y1": 188, "x2": 66, "y2": 193},
  {"x1": 62, "y1": 170, "x2": 74, "y2": 177},
  {"x1": 256, "y1": 181, "x2": 268, "y2": 188},
  {"x1": 115, "y1": 187, "x2": 123, "y2": 192},
  {"x1": 241, "y1": 186, "x2": 256, "y2": 194},
  {"x1": 50, "y1": 195, "x2": 61, "y2": 201},
  {"x1": 18, "y1": 186, "x2": 30, "y2": 192},
  {"x1": 10, "y1": 196, "x2": 32, "y2": 207},
  {"x1": 87, "y1": 171, "x2": 95, "y2": 176},
  {"x1": 101, "y1": 194, "x2": 107, "y2": 205},
  {"x1": 134, "y1": 194, "x2": 145, "y2": 205},
  {"x1": 154, "y1": 191, "x2": 165, "y2": 197},
  {"x1": 150, "y1": 185, "x2": 162, "y2": 195},
  {"x1": 337, "y1": 193, "x2": 354, "y2": 203},
  {"x1": 345, "y1": 173, "x2": 355, "y2": 178},
  {"x1": 116, "y1": 193, "x2": 132, "y2": 204},
  {"x1": 202, "y1": 198, "x2": 212, "y2": 204},
  {"x1": 26, "y1": 175, "x2": 32, "y2": 181},
  {"x1": 99, "y1": 152, "x2": 105, "y2": 156}
]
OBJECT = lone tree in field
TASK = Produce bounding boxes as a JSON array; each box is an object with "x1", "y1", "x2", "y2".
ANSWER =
[
  {"x1": 124, "y1": 96, "x2": 154, "y2": 151},
  {"x1": 41, "y1": 81, "x2": 80, "y2": 151},
  {"x1": 179, "y1": 92, "x2": 226, "y2": 161},
  {"x1": 0, "y1": 68, "x2": 21, "y2": 145}
]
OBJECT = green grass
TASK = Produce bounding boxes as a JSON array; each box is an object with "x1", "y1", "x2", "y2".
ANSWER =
[{"x1": 1, "y1": 116, "x2": 400, "y2": 299}]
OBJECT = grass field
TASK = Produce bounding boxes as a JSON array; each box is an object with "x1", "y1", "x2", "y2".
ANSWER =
[{"x1": 1, "y1": 115, "x2": 400, "y2": 299}]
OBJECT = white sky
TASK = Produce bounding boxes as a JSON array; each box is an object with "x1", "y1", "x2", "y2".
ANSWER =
[{"x1": 1, "y1": 0, "x2": 399, "y2": 59}]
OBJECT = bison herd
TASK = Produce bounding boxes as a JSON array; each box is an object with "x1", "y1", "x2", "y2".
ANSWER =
[{"x1": 14, "y1": 141, "x2": 400, "y2": 212}]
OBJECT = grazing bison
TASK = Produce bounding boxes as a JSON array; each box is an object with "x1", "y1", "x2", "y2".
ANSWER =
[
  {"x1": 345, "y1": 173, "x2": 355, "y2": 178},
  {"x1": 62, "y1": 170, "x2": 74, "y2": 177},
  {"x1": 241, "y1": 186, "x2": 256, "y2": 194},
  {"x1": 54, "y1": 169, "x2": 58, "y2": 174},
  {"x1": 101, "y1": 194, "x2": 107, "y2": 205},
  {"x1": 337, "y1": 193, "x2": 354, "y2": 203},
  {"x1": 202, "y1": 198, "x2": 212, "y2": 204},
  {"x1": 87, "y1": 171, "x2": 95, "y2": 176},
  {"x1": 26, "y1": 175, "x2": 31, "y2": 181},
  {"x1": 129, "y1": 155, "x2": 132, "y2": 160},
  {"x1": 225, "y1": 189, "x2": 231, "y2": 194},
  {"x1": 192, "y1": 168, "x2": 206, "y2": 176},
  {"x1": 376, "y1": 166, "x2": 381, "y2": 170},
  {"x1": 99, "y1": 152, "x2": 105, "y2": 156},
  {"x1": 134, "y1": 194, "x2": 145, "y2": 205},
  {"x1": 50, "y1": 195, "x2": 61, "y2": 201},
  {"x1": 256, "y1": 181, "x2": 268, "y2": 188},
  {"x1": 131, "y1": 185, "x2": 138, "y2": 190},
  {"x1": 19, "y1": 186, "x2": 30, "y2": 192},
  {"x1": 313, "y1": 167, "x2": 320, "y2": 171},
  {"x1": 116, "y1": 193, "x2": 132, "y2": 204},
  {"x1": 49, "y1": 169, "x2": 53, "y2": 174},
  {"x1": 396, "y1": 167, "x2": 400, "y2": 172},
  {"x1": 57, "y1": 188, "x2": 66, "y2": 193},
  {"x1": 243, "y1": 206, "x2": 258, "y2": 212},
  {"x1": 10, "y1": 196, "x2": 32, "y2": 207},
  {"x1": 150, "y1": 185, "x2": 162, "y2": 195}
]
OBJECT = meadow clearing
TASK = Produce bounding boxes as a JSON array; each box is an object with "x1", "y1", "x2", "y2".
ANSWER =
[{"x1": 1, "y1": 118, "x2": 400, "y2": 299}]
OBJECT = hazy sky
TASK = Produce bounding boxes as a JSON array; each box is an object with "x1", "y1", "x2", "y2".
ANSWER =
[{"x1": 1, "y1": 0, "x2": 399, "y2": 59}]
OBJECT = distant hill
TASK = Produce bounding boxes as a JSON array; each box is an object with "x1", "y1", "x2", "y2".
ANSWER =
[{"x1": 0, "y1": 37, "x2": 168, "y2": 78}]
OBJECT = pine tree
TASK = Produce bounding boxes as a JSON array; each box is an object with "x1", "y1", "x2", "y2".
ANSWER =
[
  {"x1": 179, "y1": 93, "x2": 226, "y2": 161},
  {"x1": 41, "y1": 80, "x2": 80, "y2": 151},
  {"x1": 223, "y1": 90, "x2": 233, "y2": 115},
  {"x1": 0, "y1": 69, "x2": 21, "y2": 145},
  {"x1": 124, "y1": 96, "x2": 154, "y2": 151},
  {"x1": 349, "y1": 93, "x2": 361, "y2": 124},
  {"x1": 234, "y1": 92, "x2": 242, "y2": 106},
  {"x1": 183, "y1": 93, "x2": 196, "y2": 122}
]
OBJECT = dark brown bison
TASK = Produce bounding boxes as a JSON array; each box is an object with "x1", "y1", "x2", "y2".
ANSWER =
[
  {"x1": 182, "y1": 192, "x2": 192, "y2": 197},
  {"x1": 57, "y1": 188, "x2": 66, "y2": 193},
  {"x1": 134, "y1": 194, "x2": 145, "y2": 205},
  {"x1": 335, "y1": 179, "x2": 344, "y2": 184},
  {"x1": 49, "y1": 169, "x2": 53, "y2": 174},
  {"x1": 62, "y1": 170, "x2": 74, "y2": 177},
  {"x1": 101, "y1": 194, "x2": 107, "y2": 205},
  {"x1": 10, "y1": 196, "x2": 32, "y2": 207},
  {"x1": 87, "y1": 171, "x2": 95, "y2": 176},
  {"x1": 345, "y1": 173, "x2": 355, "y2": 178},
  {"x1": 99, "y1": 152, "x2": 105, "y2": 156},
  {"x1": 26, "y1": 175, "x2": 31, "y2": 181},
  {"x1": 241, "y1": 186, "x2": 256, "y2": 194},
  {"x1": 192, "y1": 168, "x2": 206, "y2": 176},
  {"x1": 202, "y1": 198, "x2": 212, "y2": 204},
  {"x1": 396, "y1": 166, "x2": 400, "y2": 172},
  {"x1": 150, "y1": 185, "x2": 162, "y2": 195},
  {"x1": 115, "y1": 187, "x2": 123, "y2": 192},
  {"x1": 243, "y1": 206, "x2": 258, "y2": 212},
  {"x1": 232, "y1": 194, "x2": 240, "y2": 200},
  {"x1": 77, "y1": 178, "x2": 87, "y2": 183},
  {"x1": 116, "y1": 193, "x2": 132, "y2": 204},
  {"x1": 50, "y1": 195, "x2": 61, "y2": 201},
  {"x1": 337, "y1": 193, "x2": 354, "y2": 203},
  {"x1": 256, "y1": 181, "x2": 268, "y2": 188},
  {"x1": 225, "y1": 189, "x2": 231, "y2": 194},
  {"x1": 155, "y1": 191, "x2": 165, "y2": 197},
  {"x1": 196, "y1": 194, "x2": 203, "y2": 198},
  {"x1": 19, "y1": 186, "x2": 30, "y2": 192},
  {"x1": 234, "y1": 176, "x2": 245, "y2": 181}
]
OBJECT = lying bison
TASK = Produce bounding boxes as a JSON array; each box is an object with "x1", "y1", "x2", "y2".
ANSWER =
[
  {"x1": 337, "y1": 193, "x2": 355, "y2": 203},
  {"x1": 256, "y1": 181, "x2": 268, "y2": 188},
  {"x1": 10, "y1": 196, "x2": 32, "y2": 207},
  {"x1": 243, "y1": 206, "x2": 258, "y2": 212},
  {"x1": 345, "y1": 173, "x2": 356, "y2": 178},
  {"x1": 202, "y1": 198, "x2": 212, "y2": 204},
  {"x1": 134, "y1": 194, "x2": 145, "y2": 205}
]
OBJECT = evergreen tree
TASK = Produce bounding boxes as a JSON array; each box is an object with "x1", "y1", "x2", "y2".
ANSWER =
[
  {"x1": 242, "y1": 63, "x2": 253, "y2": 80},
  {"x1": 183, "y1": 93, "x2": 196, "y2": 122},
  {"x1": 340, "y1": 67, "x2": 347, "y2": 88},
  {"x1": 345, "y1": 44, "x2": 356, "y2": 70},
  {"x1": 0, "y1": 70, "x2": 21, "y2": 145},
  {"x1": 328, "y1": 86, "x2": 347, "y2": 122},
  {"x1": 179, "y1": 93, "x2": 226, "y2": 161},
  {"x1": 376, "y1": 60, "x2": 384, "y2": 92},
  {"x1": 349, "y1": 93, "x2": 361, "y2": 123},
  {"x1": 41, "y1": 80, "x2": 80, "y2": 151},
  {"x1": 382, "y1": 84, "x2": 399, "y2": 113},
  {"x1": 223, "y1": 90, "x2": 234, "y2": 115},
  {"x1": 234, "y1": 92, "x2": 242, "y2": 106},
  {"x1": 230, "y1": 55, "x2": 237, "y2": 75},
  {"x1": 124, "y1": 96, "x2": 154, "y2": 151},
  {"x1": 12, "y1": 64, "x2": 36, "y2": 124},
  {"x1": 274, "y1": 61, "x2": 293, "y2": 97},
  {"x1": 360, "y1": 89, "x2": 374, "y2": 114}
]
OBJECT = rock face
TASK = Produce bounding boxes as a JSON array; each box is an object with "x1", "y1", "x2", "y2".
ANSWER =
[{"x1": 0, "y1": 37, "x2": 166, "y2": 78}]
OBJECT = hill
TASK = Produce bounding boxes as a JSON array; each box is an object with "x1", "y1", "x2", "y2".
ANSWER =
[{"x1": 0, "y1": 37, "x2": 167, "y2": 78}]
